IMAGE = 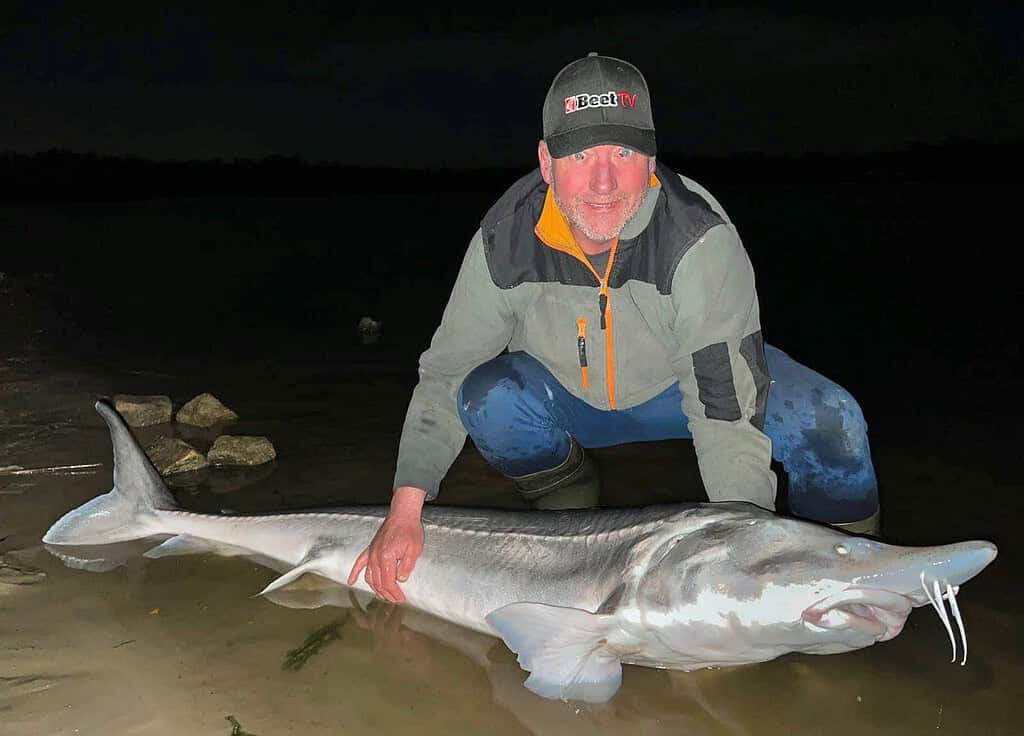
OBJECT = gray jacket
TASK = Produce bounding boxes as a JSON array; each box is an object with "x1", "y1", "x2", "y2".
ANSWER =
[{"x1": 394, "y1": 162, "x2": 776, "y2": 508}]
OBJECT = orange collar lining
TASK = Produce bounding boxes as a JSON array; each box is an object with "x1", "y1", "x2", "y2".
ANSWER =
[{"x1": 533, "y1": 173, "x2": 660, "y2": 258}]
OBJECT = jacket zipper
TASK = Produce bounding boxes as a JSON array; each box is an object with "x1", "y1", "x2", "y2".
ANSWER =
[{"x1": 579, "y1": 241, "x2": 619, "y2": 409}]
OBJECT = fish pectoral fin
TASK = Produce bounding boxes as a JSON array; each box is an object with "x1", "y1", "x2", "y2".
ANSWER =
[
  {"x1": 485, "y1": 602, "x2": 622, "y2": 703},
  {"x1": 143, "y1": 534, "x2": 254, "y2": 559}
]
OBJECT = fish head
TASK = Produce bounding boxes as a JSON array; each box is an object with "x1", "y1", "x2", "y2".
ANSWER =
[{"x1": 634, "y1": 504, "x2": 997, "y2": 664}]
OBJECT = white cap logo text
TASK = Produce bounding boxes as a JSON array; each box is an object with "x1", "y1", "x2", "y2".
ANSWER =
[{"x1": 564, "y1": 90, "x2": 637, "y2": 114}]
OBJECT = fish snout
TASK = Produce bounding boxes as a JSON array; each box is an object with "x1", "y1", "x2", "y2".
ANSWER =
[
  {"x1": 824, "y1": 540, "x2": 997, "y2": 666},
  {"x1": 930, "y1": 540, "x2": 998, "y2": 589}
]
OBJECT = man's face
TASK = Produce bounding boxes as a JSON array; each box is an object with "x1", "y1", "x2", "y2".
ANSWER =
[{"x1": 539, "y1": 142, "x2": 655, "y2": 247}]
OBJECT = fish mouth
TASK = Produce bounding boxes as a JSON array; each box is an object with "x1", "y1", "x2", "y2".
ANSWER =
[
  {"x1": 803, "y1": 575, "x2": 976, "y2": 665},
  {"x1": 802, "y1": 587, "x2": 915, "y2": 641}
]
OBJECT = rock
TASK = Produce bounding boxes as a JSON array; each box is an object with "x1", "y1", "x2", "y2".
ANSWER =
[
  {"x1": 162, "y1": 466, "x2": 209, "y2": 490},
  {"x1": 113, "y1": 394, "x2": 173, "y2": 427},
  {"x1": 0, "y1": 554, "x2": 46, "y2": 585},
  {"x1": 175, "y1": 392, "x2": 239, "y2": 427},
  {"x1": 207, "y1": 435, "x2": 276, "y2": 466},
  {"x1": 357, "y1": 316, "x2": 382, "y2": 345},
  {"x1": 173, "y1": 421, "x2": 224, "y2": 448},
  {"x1": 146, "y1": 436, "x2": 209, "y2": 475}
]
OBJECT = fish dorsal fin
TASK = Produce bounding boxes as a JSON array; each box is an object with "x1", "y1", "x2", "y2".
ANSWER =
[
  {"x1": 263, "y1": 576, "x2": 375, "y2": 611},
  {"x1": 257, "y1": 558, "x2": 326, "y2": 597},
  {"x1": 255, "y1": 544, "x2": 346, "y2": 599},
  {"x1": 485, "y1": 602, "x2": 622, "y2": 703}
]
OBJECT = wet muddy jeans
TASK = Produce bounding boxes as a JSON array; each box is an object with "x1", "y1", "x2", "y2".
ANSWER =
[{"x1": 457, "y1": 347, "x2": 879, "y2": 524}]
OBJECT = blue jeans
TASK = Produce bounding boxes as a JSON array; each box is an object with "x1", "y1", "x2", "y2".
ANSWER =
[{"x1": 457, "y1": 348, "x2": 879, "y2": 524}]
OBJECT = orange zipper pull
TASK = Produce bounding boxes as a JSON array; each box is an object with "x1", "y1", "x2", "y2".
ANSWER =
[{"x1": 577, "y1": 318, "x2": 589, "y2": 388}]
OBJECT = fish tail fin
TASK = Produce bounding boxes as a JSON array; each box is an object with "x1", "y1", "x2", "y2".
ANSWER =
[{"x1": 42, "y1": 398, "x2": 177, "y2": 545}]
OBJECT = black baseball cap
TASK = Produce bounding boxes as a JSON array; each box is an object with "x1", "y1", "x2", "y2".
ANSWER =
[{"x1": 542, "y1": 52, "x2": 657, "y2": 159}]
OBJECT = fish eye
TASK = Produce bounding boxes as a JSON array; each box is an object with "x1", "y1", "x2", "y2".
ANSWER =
[
  {"x1": 572, "y1": 151, "x2": 586, "y2": 161},
  {"x1": 834, "y1": 544, "x2": 849, "y2": 556}
]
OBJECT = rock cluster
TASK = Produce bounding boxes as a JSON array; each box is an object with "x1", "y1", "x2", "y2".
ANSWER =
[{"x1": 112, "y1": 393, "x2": 276, "y2": 477}]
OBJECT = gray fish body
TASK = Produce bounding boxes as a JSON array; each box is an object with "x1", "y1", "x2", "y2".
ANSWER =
[
  {"x1": 145, "y1": 503, "x2": 677, "y2": 635},
  {"x1": 43, "y1": 401, "x2": 998, "y2": 703}
]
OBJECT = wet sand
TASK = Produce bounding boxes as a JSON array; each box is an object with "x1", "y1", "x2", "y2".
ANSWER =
[{"x1": 1, "y1": 269, "x2": 1020, "y2": 736}]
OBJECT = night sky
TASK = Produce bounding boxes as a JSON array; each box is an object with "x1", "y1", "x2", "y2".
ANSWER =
[{"x1": 3, "y1": 3, "x2": 1020, "y2": 168}]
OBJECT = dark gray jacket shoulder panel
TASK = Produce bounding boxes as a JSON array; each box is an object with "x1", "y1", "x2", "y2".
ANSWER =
[
  {"x1": 480, "y1": 162, "x2": 725, "y2": 294},
  {"x1": 480, "y1": 168, "x2": 597, "y2": 288}
]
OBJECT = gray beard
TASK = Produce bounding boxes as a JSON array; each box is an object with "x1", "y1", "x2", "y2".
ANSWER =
[{"x1": 553, "y1": 183, "x2": 649, "y2": 244}]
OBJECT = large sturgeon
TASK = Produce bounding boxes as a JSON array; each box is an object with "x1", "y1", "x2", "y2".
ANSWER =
[{"x1": 43, "y1": 400, "x2": 997, "y2": 702}]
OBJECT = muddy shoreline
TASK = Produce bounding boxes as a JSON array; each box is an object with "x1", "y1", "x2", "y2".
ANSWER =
[{"x1": 2, "y1": 266, "x2": 1020, "y2": 734}]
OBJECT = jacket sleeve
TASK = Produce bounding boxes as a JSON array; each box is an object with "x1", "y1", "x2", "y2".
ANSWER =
[
  {"x1": 669, "y1": 222, "x2": 777, "y2": 510},
  {"x1": 392, "y1": 229, "x2": 515, "y2": 500}
]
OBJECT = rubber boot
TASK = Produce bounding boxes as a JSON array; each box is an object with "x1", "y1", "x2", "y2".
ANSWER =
[
  {"x1": 830, "y1": 507, "x2": 881, "y2": 537},
  {"x1": 509, "y1": 437, "x2": 601, "y2": 510}
]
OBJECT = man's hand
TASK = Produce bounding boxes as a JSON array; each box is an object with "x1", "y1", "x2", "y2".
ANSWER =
[{"x1": 347, "y1": 486, "x2": 426, "y2": 603}]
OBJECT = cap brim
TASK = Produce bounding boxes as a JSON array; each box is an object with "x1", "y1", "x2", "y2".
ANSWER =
[{"x1": 545, "y1": 125, "x2": 656, "y2": 158}]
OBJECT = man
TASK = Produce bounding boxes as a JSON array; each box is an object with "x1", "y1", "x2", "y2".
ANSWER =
[{"x1": 349, "y1": 53, "x2": 880, "y2": 603}]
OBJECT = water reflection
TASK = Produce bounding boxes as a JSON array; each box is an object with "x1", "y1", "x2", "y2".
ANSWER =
[
  {"x1": 259, "y1": 572, "x2": 1005, "y2": 735},
  {"x1": 39, "y1": 527, "x2": 1011, "y2": 736},
  {"x1": 166, "y1": 461, "x2": 278, "y2": 498},
  {"x1": 272, "y1": 581, "x2": 712, "y2": 735},
  {"x1": 43, "y1": 538, "x2": 166, "y2": 572}
]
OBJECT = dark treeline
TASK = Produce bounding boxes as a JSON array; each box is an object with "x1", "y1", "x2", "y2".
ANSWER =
[
  {"x1": 2, "y1": 139, "x2": 1018, "y2": 394},
  {"x1": 2, "y1": 140, "x2": 1019, "y2": 204}
]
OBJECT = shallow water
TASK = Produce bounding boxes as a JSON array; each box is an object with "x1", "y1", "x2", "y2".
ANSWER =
[
  {"x1": 2, "y1": 173, "x2": 1021, "y2": 733},
  {"x1": 2, "y1": 335, "x2": 1019, "y2": 736}
]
